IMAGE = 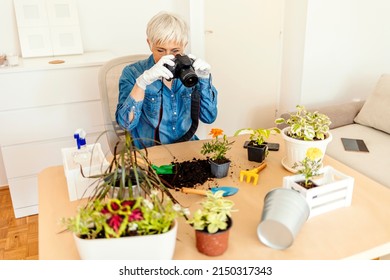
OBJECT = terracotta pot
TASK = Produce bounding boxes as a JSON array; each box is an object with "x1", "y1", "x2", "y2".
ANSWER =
[
  {"x1": 195, "y1": 219, "x2": 232, "y2": 256},
  {"x1": 0, "y1": 54, "x2": 6, "y2": 66}
]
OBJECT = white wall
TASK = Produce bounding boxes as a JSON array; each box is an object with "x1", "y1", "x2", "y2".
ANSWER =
[
  {"x1": 278, "y1": 0, "x2": 308, "y2": 115},
  {"x1": 0, "y1": 0, "x2": 190, "y2": 57},
  {"x1": 300, "y1": 0, "x2": 390, "y2": 108},
  {"x1": 279, "y1": 0, "x2": 390, "y2": 113},
  {"x1": 76, "y1": 0, "x2": 190, "y2": 56}
]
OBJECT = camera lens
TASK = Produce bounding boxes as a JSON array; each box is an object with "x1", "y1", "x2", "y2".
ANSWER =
[{"x1": 179, "y1": 68, "x2": 198, "y2": 87}]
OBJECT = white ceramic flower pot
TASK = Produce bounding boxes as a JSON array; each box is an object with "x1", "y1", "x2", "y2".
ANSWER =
[
  {"x1": 73, "y1": 221, "x2": 178, "y2": 260},
  {"x1": 281, "y1": 127, "x2": 332, "y2": 172}
]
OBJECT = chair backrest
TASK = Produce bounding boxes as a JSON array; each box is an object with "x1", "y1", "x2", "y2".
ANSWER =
[{"x1": 98, "y1": 54, "x2": 149, "y2": 155}]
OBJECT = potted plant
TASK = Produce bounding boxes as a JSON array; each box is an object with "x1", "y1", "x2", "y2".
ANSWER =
[
  {"x1": 291, "y1": 147, "x2": 323, "y2": 188},
  {"x1": 234, "y1": 127, "x2": 280, "y2": 162},
  {"x1": 200, "y1": 128, "x2": 234, "y2": 178},
  {"x1": 187, "y1": 190, "x2": 236, "y2": 256},
  {"x1": 275, "y1": 105, "x2": 332, "y2": 171},
  {"x1": 283, "y1": 147, "x2": 354, "y2": 218},
  {"x1": 62, "y1": 131, "x2": 189, "y2": 259},
  {"x1": 84, "y1": 131, "x2": 177, "y2": 201}
]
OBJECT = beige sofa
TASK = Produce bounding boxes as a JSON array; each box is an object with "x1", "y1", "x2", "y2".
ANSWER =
[{"x1": 278, "y1": 74, "x2": 390, "y2": 189}]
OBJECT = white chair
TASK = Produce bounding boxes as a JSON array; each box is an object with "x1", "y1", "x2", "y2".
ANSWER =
[{"x1": 98, "y1": 54, "x2": 148, "y2": 155}]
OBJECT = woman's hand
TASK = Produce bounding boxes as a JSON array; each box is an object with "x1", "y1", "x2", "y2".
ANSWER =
[
  {"x1": 188, "y1": 54, "x2": 211, "y2": 78},
  {"x1": 136, "y1": 54, "x2": 175, "y2": 90}
]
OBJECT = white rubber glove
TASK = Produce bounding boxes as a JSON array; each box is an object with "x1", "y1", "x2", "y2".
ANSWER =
[
  {"x1": 188, "y1": 54, "x2": 211, "y2": 78},
  {"x1": 136, "y1": 55, "x2": 175, "y2": 90}
]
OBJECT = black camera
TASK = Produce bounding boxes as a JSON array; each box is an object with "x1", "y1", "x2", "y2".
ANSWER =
[{"x1": 164, "y1": 54, "x2": 198, "y2": 87}]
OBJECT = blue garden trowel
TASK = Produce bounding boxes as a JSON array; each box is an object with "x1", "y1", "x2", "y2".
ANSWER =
[{"x1": 181, "y1": 186, "x2": 238, "y2": 197}]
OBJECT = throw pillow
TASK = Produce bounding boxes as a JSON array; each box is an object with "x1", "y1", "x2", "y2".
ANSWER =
[{"x1": 354, "y1": 74, "x2": 390, "y2": 134}]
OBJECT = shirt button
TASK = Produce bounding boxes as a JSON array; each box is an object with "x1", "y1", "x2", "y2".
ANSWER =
[
  {"x1": 173, "y1": 112, "x2": 177, "y2": 115},
  {"x1": 151, "y1": 98, "x2": 155, "y2": 101},
  {"x1": 172, "y1": 127, "x2": 175, "y2": 130},
  {"x1": 171, "y1": 95, "x2": 174, "y2": 98}
]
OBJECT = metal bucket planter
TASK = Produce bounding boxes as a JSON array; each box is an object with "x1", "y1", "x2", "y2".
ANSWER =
[{"x1": 257, "y1": 188, "x2": 310, "y2": 250}]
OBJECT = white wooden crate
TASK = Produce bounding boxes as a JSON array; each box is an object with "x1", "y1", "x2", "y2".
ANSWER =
[
  {"x1": 62, "y1": 143, "x2": 109, "y2": 201},
  {"x1": 283, "y1": 166, "x2": 354, "y2": 218}
]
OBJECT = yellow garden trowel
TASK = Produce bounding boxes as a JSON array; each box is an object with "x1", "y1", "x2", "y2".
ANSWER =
[{"x1": 181, "y1": 186, "x2": 238, "y2": 197}]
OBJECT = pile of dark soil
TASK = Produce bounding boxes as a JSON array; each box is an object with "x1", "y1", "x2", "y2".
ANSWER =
[{"x1": 159, "y1": 158, "x2": 215, "y2": 189}]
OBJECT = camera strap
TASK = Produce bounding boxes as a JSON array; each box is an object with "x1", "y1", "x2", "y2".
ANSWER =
[
  {"x1": 154, "y1": 88, "x2": 200, "y2": 145},
  {"x1": 154, "y1": 98, "x2": 163, "y2": 144},
  {"x1": 174, "y1": 89, "x2": 200, "y2": 143}
]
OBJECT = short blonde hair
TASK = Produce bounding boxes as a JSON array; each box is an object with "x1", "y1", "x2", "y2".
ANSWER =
[{"x1": 146, "y1": 12, "x2": 188, "y2": 47}]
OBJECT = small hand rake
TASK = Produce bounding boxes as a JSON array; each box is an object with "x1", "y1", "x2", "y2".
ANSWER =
[{"x1": 239, "y1": 162, "x2": 267, "y2": 185}]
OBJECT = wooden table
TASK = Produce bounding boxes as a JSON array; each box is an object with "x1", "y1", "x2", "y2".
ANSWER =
[{"x1": 38, "y1": 134, "x2": 390, "y2": 259}]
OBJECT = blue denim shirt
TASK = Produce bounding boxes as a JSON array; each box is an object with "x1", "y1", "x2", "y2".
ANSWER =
[{"x1": 116, "y1": 55, "x2": 218, "y2": 148}]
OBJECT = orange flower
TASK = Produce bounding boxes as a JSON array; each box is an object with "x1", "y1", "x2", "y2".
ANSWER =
[{"x1": 209, "y1": 128, "x2": 224, "y2": 138}]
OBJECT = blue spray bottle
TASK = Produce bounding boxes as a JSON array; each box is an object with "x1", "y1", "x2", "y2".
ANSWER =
[{"x1": 73, "y1": 128, "x2": 91, "y2": 164}]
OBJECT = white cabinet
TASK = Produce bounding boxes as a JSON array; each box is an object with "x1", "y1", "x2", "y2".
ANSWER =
[{"x1": 0, "y1": 51, "x2": 114, "y2": 218}]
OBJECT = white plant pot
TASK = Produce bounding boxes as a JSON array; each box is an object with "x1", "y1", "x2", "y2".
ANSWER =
[
  {"x1": 283, "y1": 166, "x2": 354, "y2": 218},
  {"x1": 73, "y1": 221, "x2": 178, "y2": 260},
  {"x1": 281, "y1": 127, "x2": 332, "y2": 172}
]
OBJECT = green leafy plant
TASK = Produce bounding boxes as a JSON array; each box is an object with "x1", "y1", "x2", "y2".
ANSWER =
[
  {"x1": 292, "y1": 147, "x2": 323, "y2": 188},
  {"x1": 63, "y1": 131, "x2": 187, "y2": 239},
  {"x1": 82, "y1": 131, "x2": 177, "y2": 201},
  {"x1": 234, "y1": 127, "x2": 280, "y2": 146},
  {"x1": 187, "y1": 190, "x2": 236, "y2": 234},
  {"x1": 275, "y1": 105, "x2": 331, "y2": 140},
  {"x1": 62, "y1": 191, "x2": 189, "y2": 239},
  {"x1": 201, "y1": 128, "x2": 234, "y2": 163}
]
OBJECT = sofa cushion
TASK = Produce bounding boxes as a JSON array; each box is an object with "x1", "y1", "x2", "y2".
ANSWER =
[
  {"x1": 326, "y1": 123, "x2": 390, "y2": 189},
  {"x1": 354, "y1": 74, "x2": 390, "y2": 134},
  {"x1": 315, "y1": 101, "x2": 364, "y2": 129}
]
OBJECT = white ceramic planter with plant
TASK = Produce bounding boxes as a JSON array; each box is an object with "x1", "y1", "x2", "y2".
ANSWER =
[
  {"x1": 282, "y1": 148, "x2": 354, "y2": 218},
  {"x1": 73, "y1": 218, "x2": 178, "y2": 260},
  {"x1": 62, "y1": 131, "x2": 189, "y2": 260},
  {"x1": 275, "y1": 105, "x2": 332, "y2": 172}
]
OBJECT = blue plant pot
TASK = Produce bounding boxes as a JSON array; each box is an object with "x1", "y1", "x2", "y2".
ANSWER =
[{"x1": 210, "y1": 160, "x2": 231, "y2": 178}]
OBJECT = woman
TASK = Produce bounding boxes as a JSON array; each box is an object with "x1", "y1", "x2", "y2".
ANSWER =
[{"x1": 116, "y1": 11, "x2": 218, "y2": 148}]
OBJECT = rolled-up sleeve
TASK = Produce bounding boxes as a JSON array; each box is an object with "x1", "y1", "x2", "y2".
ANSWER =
[
  {"x1": 198, "y1": 75, "x2": 218, "y2": 123},
  {"x1": 116, "y1": 66, "x2": 144, "y2": 130}
]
